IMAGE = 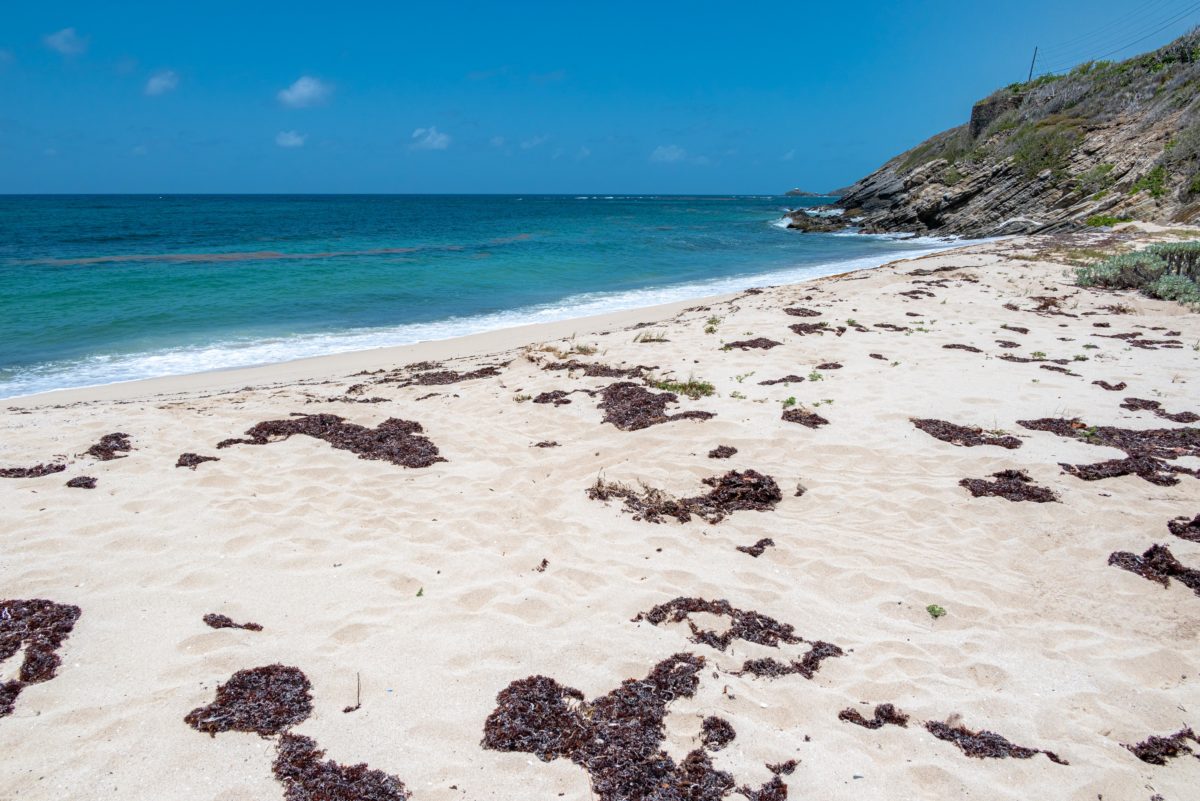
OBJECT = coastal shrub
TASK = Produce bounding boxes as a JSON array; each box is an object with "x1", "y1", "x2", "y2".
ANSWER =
[
  {"x1": 1131, "y1": 165, "x2": 1169, "y2": 198},
  {"x1": 1146, "y1": 274, "x2": 1200, "y2": 306},
  {"x1": 1011, "y1": 116, "x2": 1084, "y2": 178},
  {"x1": 1076, "y1": 163, "x2": 1115, "y2": 196},
  {"x1": 1075, "y1": 241, "x2": 1200, "y2": 307},
  {"x1": 1085, "y1": 214, "x2": 1132, "y2": 227},
  {"x1": 1075, "y1": 251, "x2": 1167, "y2": 289}
]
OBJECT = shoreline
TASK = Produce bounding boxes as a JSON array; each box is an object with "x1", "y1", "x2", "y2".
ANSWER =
[{"x1": 4, "y1": 241, "x2": 971, "y2": 407}]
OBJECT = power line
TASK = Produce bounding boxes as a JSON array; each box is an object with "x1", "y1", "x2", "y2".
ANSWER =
[{"x1": 1035, "y1": 2, "x2": 1200, "y2": 75}]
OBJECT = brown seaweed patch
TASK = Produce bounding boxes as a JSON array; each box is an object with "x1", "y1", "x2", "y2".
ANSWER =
[
  {"x1": 635, "y1": 597, "x2": 802, "y2": 651},
  {"x1": 701, "y1": 716, "x2": 736, "y2": 751},
  {"x1": 1018, "y1": 417, "x2": 1200, "y2": 486},
  {"x1": 482, "y1": 654, "x2": 751, "y2": 801},
  {"x1": 273, "y1": 732, "x2": 411, "y2": 801},
  {"x1": 176, "y1": 452, "x2": 220, "y2": 470},
  {"x1": 959, "y1": 470, "x2": 1058, "y2": 502},
  {"x1": 85, "y1": 432, "x2": 132, "y2": 461},
  {"x1": 203, "y1": 613, "x2": 263, "y2": 632},
  {"x1": 708, "y1": 445, "x2": 738, "y2": 459},
  {"x1": 996, "y1": 340, "x2": 1021, "y2": 348},
  {"x1": 1108, "y1": 544, "x2": 1200, "y2": 596},
  {"x1": 925, "y1": 720, "x2": 1068, "y2": 764},
  {"x1": 65, "y1": 476, "x2": 96, "y2": 489},
  {"x1": 735, "y1": 641, "x2": 844, "y2": 680},
  {"x1": 532, "y1": 390, "x2": 573, "y2": 406},
  {"x1": 758, "y1": 375, "x2": 805, "y2": 386},
  {"x1": 869, "y1": 353, "x2": 887, "y2": 360},
  {"x1": 1168, "y1": 515, "x2": 1200, "y2": 542},
  {"x1": 911, "y1": 419, "x2": 1021, "y2": 449},
  {"x1": 874, "y1": 323, "x2": 910, "y2": 332},
  {"x1": 943, "y1": 344, "x2": 982, "y2": 353},
  {"x1": 598, "y1": 382, "x2": 714, "y2": 432},
  {"x1": 782, "y1": 408, "x2": 828, "y2": 428},
  {"x1": 736, "y1": 538, "x2": 775, "y2": 558},
  {"x1": 1093, "y1": 380, "x2": 1127, "y2": 391},
  {"x1": 783, "y1": 307, "x2": 821, "y2": 317},
  {"x1": 839, "y1": 703, "x2": 910, "y2": 729},
  {"x1": 386, "y1": 365, "x2": 502, "y2": 387},
  {"x1": 0, "y1": 463, "x2": 66, "y2": 479},
  {"x1": 816, "y1": 362, "x2": 842, "y2": 370},
  {"x1": 533, "y1": 440, "x2": 560, "y2": 448},
  {"x1": 724, "y1": 338, "x2": 782, "y2": 351},
  {"x1": 788, "y1": 322, "x2": 828, "y2": 336},
  {"x1": 1123, "y1": 727, "x2": 1200, "y2": 765},
  {"x1": 184, "y1": 665, "x2": 312, "y2": 737},
  {"x1": 1120, "y1": 398, "x2": 1200, "y2": 424},
  {"x1": 589, "y1": 470, "x2": 782, "y2": 525},
  {"x1": 216, "y1": 414, "x2": 444, "y2": 469},
  {"x1": 544, "y1": 360, "x2": 655, "y2": 379},
  {"x1": 0, "y1": 599, "x2": 82, "y2": 718},
  {"x1": 1040, "y1": 364, "x2": 1080, "y2": 377},
  {"x1": 1000, "y1": 325, "x2": 1029, "y2": 335}
]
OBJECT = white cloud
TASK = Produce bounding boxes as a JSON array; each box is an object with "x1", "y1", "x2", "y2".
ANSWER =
[
  {"x1": 277, "y1": 76, "x2": 331, "y2": 108},
  {"x1": 144, "y1": 69, "x2": 179, "y2": 96},
  {"x1": 411, "y1": 126, "x2": 450, "y2": 150},
  {"x1": 650, "y1": 144, "x2": 686, "y2": 163},
  {"x1": 44, "y1": 27, "x2": 87, "y2": 56},
  {"x1": 489, "y1": 136, "x2": 507, "y2": 148},
  {"x1": 782, "y1": 149, "x2": 795, "y2": 161},
  {"x1": 520, "y1": 135, "x2": 549, "y2": 150},
  {"x1": 275, "y1": 130, "x2": 307, "y2": 148}
]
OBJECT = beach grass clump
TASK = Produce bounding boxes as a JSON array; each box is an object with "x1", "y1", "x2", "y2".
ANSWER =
[
  {"x1": 647, "y1": 376, "x2": 715, "y2": 399},
  {"x1": 1075, "y1": 241, "x2": 1200, "y2": 308},
  {"x1": 1084, "y1": 214, "x2": 1132, "y2": 227}
]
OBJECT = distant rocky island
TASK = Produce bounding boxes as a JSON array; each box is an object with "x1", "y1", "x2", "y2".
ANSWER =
[{"x1": 785, "y1": 30, "x2": 1200, "y2": 236}]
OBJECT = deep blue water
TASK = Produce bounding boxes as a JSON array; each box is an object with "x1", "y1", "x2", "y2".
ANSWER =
[{"x1": 0, "y1": 195, "x2": 953, "y2": 397}]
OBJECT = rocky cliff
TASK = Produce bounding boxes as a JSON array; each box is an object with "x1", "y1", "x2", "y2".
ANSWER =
[{"x1": 819, "y1": 30, "x2": 1200, "y2": 237}]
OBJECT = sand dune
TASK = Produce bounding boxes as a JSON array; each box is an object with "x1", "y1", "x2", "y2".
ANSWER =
[{"x1": 2, "y1": 228, "x2": 1199, "y2": 800}]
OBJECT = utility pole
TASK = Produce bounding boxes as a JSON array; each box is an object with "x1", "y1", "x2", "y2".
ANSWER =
[{"x1": 1027, "y1": 46, "x2": 1039, "y2": 83}]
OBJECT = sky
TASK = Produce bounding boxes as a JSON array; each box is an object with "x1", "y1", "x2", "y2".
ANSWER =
[{"x1": 1, "y1": 1, "x2": 1197, "y2": 194}]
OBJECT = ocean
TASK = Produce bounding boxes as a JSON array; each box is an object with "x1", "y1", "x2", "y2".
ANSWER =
[{"x1": 0, "y1": 194, "x2": 957, "y2": 398}]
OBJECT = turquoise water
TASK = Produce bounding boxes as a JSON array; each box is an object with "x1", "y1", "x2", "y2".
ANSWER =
[{"x1": 0, "y1": 195, "x2": 954, "y2": 398}]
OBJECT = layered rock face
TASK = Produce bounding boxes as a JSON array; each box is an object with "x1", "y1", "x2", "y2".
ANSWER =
[{"x1": 820, "y1": 31, "x2": 1200, "y2": 237}]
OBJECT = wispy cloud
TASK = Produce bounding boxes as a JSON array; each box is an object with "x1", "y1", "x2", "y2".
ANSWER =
[
  {"x1": 411, "y1": 126, "x2": 450, "y2": 150},
  {"x1": 278, "y1": 76, "x2": 331, "y2": 108},
  {"x1": 144, "y1": 69, "x2": 179, "y2": 96},
  {"x1": 530, "y1": 69, "x2": 566, "y2": 84},
  {"x1": 576, "y1": 146, "x2": 592, "y2": 160},
  {"x1": 275, "y1": 130, "x2": 307, "y2": 148},
  {"x1": 649, "y1": 144, "x2": 687, "y2": 163},
  {"x1": 520, "y1": 135, "x2": 549, "y2": 150},
  {"x1": 489, "y1": 135, "x2": 507, "y2": 148},
  {"x1": 131, "y1": 144, "x2": 148, "y2": 156},
  {"x1": 782, "y1": 149, "x2": 795, "y2": 161},
  {"x1": 44, "y1": 28, "x2": 87, "y2": 56}
]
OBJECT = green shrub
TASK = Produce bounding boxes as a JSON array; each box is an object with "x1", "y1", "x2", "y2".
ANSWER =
[
  {"x1": 1085, "y1": 214, "x2": 1132, "y2": 227},
  {"x1": 1076, "y1": 163, "x2": 1115, "y2": 195},
  {"x1": 1075, "y1": 240, "x2": 1200, "y2": 307},
  {"x1": 1131, "y1": 165, "x2": 1168, "y2": 198},
  {"x1": 1145, "y1": 273, "x2": 1200, "y2": 306},
  {"x1": 1011, "y1": 117, "x2": 1084, "y2": 178},
  {"x1": 1075, "y1": 251, "x2": 1167, "y2": 289}
]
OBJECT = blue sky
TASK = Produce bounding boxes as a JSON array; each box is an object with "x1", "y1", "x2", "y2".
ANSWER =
[{"x1": 1, "y1": 1, "x2": 1196, "y2": 193}]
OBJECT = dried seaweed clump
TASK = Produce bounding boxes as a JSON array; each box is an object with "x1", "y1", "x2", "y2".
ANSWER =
[
  {"x1": 85, "y1": 432, "x2": 133, "y2": 460},
  {"x1": 1000, "y1": 324, "x2": 1028, "y2": 335},
  {"x1": 273, "y1": 733, "x2": 410, "y2": 801},
  {"x1": 758, "y1": 375, "x2": 805, "y2": 386},
  {"x1": 533, "y1": 390, "x2": 573, "y2": 406},
  {"x1": 176, "y1": 452, "x2": 220, "y2": 470},
  {"x1": 925, "y1": 721, "x2": 1068, "y2": 765},
  {"x1": 544, "y1": 359, "x2": 654, "y2": 379},
  {"x1": 184, "y1": 664, "x2": 312, "y2": 736},
  {"x1": 736, "y1": 641, "x2": 844, "y2": 680},
  {"x1": 708, "y1": 445, "x2": 737, "y2": 459},
  {"x1": 483, "y1": 654, "x2": 753, "y2": 801},
  {"x1": 789, "y1": 322, "x2": 828, "y2": 336},
  {"x1": 1123, "y1": 727, "x2": 1200, "y2": 765},
  {"x1": 598, "y1": 382, "x2": 714, "y2": 432},
  {"x1": 724, "y1": 338, "x2": 782, "y2": 351},
  {"x1": 783, "y1": 307, "x2": 821, "y2": 317},
  {"x1": 588, "y1": 470, "x2": 781, "y2": 525},
  {"x1": 0, "y1": 599, "x2": 82, "y2": 718},
  {"x1": 701, "y1": 716, "x2": 736, "y2": 750},
  {"x1": 942, "y1": 344, "x2": 983, "y2": 353},
  {"x1": 1092, "y1": 380, "x2": 1127, "y2": 391},
  {"x1": 1168, "y1": 515, "x2": 1200, "y2": 542},
  {"x1": 65, "y1": 476, "x2": 97, "y2": 489},
  {"x1": 736, "y1": 538, "x2": 775, "y2": 558},
  {"x1": 781, "y1": 408, "x2": 828, "y2": 428},
  {"x1": 216, "y1": 414, "x2": 445, "y2": 469},
  {"x1": 0, "y1": 463, "x2": 66, "y2": 479},
  {"x1": 839, "y1": 703, "x2": 910, "y2": 729},
  {"x1": 1108, "y1": 544, "x2": 1200, "y2": 597},
  {"x1": 1120, "y1": 398, "x2": 1200, "y2": 424},
  {"x1": 388, "y1": 365, "x2": 502, "y2": 387},
  {"x1": 912, "y1": 419, "x2": 1021, "y2": 449},
  {"x1": 1018, "y1": 417, "x2": 1200, "y2": 486},
  {"x1": 959, "y1": 470, "x2": 1058, "y2": 503},
  {"x1": 203, "y1": 613, "x2": 263, "y2": 632}
]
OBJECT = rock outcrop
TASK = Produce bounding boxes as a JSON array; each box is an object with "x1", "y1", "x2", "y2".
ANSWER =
[{"x1": 808, "y1": 31, "x2": 1200, "y2": 237}]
